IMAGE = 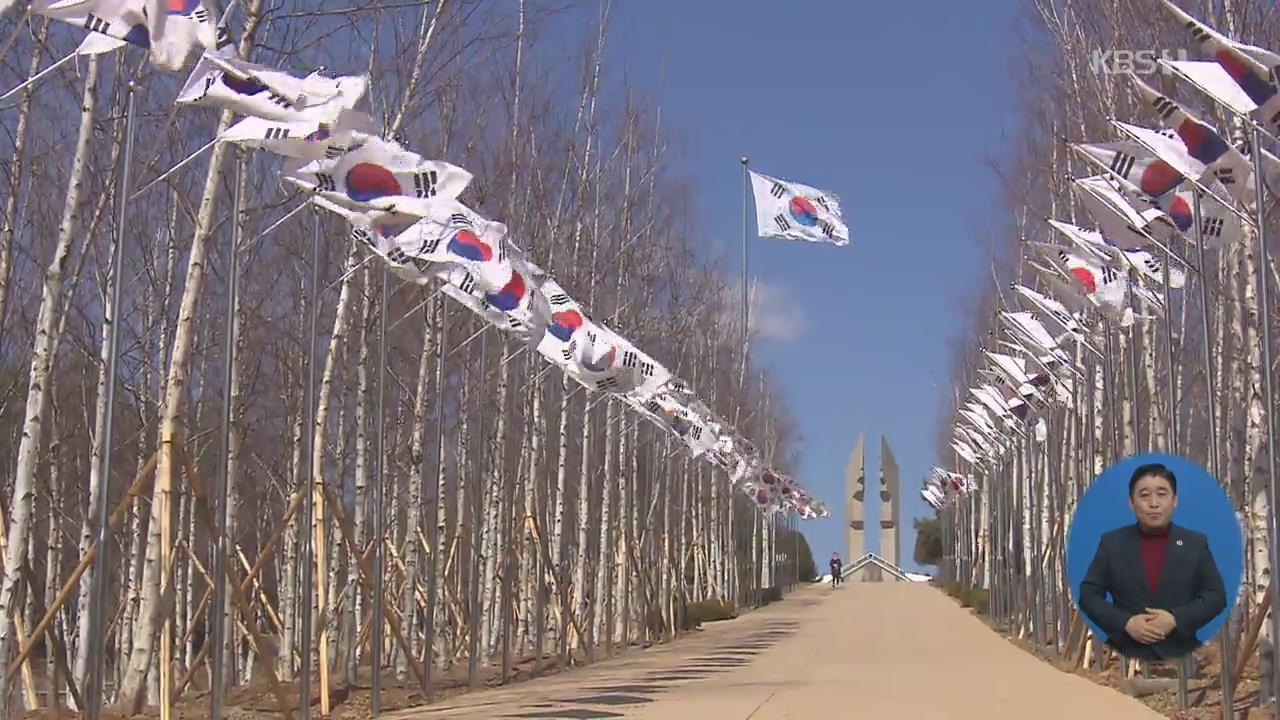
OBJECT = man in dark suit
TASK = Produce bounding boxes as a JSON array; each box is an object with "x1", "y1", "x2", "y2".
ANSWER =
[{"x1": 1078, "y1": 463, "x2": 1227, "y2": 660}]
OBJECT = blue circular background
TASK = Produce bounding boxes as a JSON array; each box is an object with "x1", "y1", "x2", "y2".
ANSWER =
[{"x1": 1066, "y1": 453, "x2": 1244, "y2": 645}]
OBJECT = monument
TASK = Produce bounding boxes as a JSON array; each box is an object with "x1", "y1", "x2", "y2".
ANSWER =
[
  {"x1": 845, "y1": 435, "x2": 865, "y2": 562},
  {"x1": 841, "y1": 434, "x2": 908, "y2": 582},
  {"x1": 879, "y1": 435, "x2": 901, "y2": 568}
]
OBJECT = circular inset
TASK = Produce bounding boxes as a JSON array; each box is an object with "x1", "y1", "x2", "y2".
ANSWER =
[{"x1": 1066, "y1": 453, "x2": 1242, "y2": 660}]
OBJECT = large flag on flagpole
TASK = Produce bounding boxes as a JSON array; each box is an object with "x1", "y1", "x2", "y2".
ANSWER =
[
  {"x1": 748, "y1": 170, "x2": 849, "y2": 246},
  {"x1": 1157, "y1": 0, "x2": 1280, "y2": 134}
]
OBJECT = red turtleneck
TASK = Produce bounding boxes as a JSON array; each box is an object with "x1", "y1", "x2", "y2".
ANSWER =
[{"x1": 1139, "y1": 526, "x2": 1169, "y2": 594}]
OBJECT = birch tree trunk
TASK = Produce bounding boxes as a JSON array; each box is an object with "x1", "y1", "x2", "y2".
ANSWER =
[
  {"x1": 345, "y1": 265, "x2": 372, "y2": 682},
  {"x1": 397, "y1": 325, "x2": 435, "y2": 678},
  {"x1": 117, "y1": 3, "x2": 264, "y2": 696},
  {"x1": 0, "y1": 23, "x2": 46, "y2": 346},
  {"x1": 0, "y1": 54, "x2": 101, "y2": 707}
]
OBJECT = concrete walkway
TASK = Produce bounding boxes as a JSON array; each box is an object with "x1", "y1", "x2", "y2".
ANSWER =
[{"x1": 393, "y1": 582, "x2": 1166, "y2": 719}]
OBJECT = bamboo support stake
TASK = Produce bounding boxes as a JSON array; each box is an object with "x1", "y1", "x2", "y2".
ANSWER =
[
  {"x1": 237, "y1": 547, "x2": 286, "y2": 638},
  {"x1": 1224, "y1": 577, "x2": 1274, "y2": 719},
  {"x1": 6, "y1": 452, "x2": 157, "y2": 680},
  {"x1": 172, "y1": 547, "x2": 260, "y2": 703},
  {"x1": 0, "y1": 500, "x2": 40, "y2": 708},
  {"x1": 322, "y1": 485, "x2": 429, "y2": 690},
  {"x1": 178, "y1": 448, "x2": 294, "y2": 718},
  {"x1": 14, "y1": 557, "x2": 84, "y2": 711},
  {"x1": 171, "y1": 494, "x2": 303, "y2": 703}
]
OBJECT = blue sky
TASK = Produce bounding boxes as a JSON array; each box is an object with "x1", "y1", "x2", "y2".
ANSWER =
[{"x1": 605, "y1": 0, "x2": 1023, "y2": 572}]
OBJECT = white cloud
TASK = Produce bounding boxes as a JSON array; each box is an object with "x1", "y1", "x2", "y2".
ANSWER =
[{"x1": 720, "y1": 278, "x2": 807, "y2": 342}]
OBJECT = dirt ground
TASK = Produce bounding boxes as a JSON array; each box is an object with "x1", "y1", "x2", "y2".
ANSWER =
[{"x1": 994, "y1": 611, "x2": 1272, "y2": 720}]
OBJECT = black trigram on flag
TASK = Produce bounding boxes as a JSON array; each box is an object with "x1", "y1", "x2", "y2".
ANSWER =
[
  {"x1": 769, "y1": 181, "x2": 787, "y2": 199},
  {"x1": 351, "y1": 227, "x2": 373, "y2": 248},
  {"x1": 561, "y1": 339, "x2": 577, "y2": 362},
  {"x1": 819, "y1": 220, "x2": 836, "y2": 238},
  {"x1": 1214, "y1": 167, "x2": 1238, "y2": 187},
  {"x1": 669, "y1": 379, "x2": 689, "y2": 394},
  {"x1": 386, "y1": 247, "x2": 411, "y2": 265},
  {"x1": 263, "y1": 127, "x2": 291, "y2": 141},
  {"x1": 190, "y1": 6, "x2": 211, "y2": 23},
  {"x1": 417, "y1": 232, "x2": 443, "y2": 256},
  {"x1": 1101, "y1": 265, "x2": 1120, "y2": 285},
  {"x1": 199, "y1": 73, "x2": 220, "y2": 100},
  {"x1": 414, "y1": 170, "x2": 439, "y2": 198},
  {"x1": 773, "y1": 213, "x2": 791, "y2": 232},
  {"x1": 1185, "y1": 20, "x2": 1211, "y2": 44},
  {"x1": 507, "y1": 317, "x2": 526, "y2": 331},
  {"x1": 325, "y1": 145, "x2": 351, "y2": 160},
  {"x1": 689, "y1": 424, "x2": 704, "y2": 440},
  {"x1": 814, "y1": 196, "x2": 831, "y2": 212},
  {"x1": 1201, "y1": 215, "x2": 1225, "y2": 240},
  {"x1": 596, "y1": 376, "x2": 619, "y2": 391},
  {"x1": 1151, "y1": 96, "x2": 1178, "y2": 122},
  {"x1": 645, "y1": 400, "x2": 662, "y2": 415},
  {"x1": 1109, "y1": 151, "x2": 1136, "y2": 179},
  {"x1": 548, "y1": 292, "x2": 572, "y2": 307},
  {"x1": 455, "y1": 273, "x2": 477, "y2": 294},
  {"x1": 621, "y1": 350, "x2": 655, "y2": 377},
  {"x1": 266, "y1": 89, "x2": 293, "y2": 108},
  {"x1": 313, "y1": 173, "x2": 338, "y2": 192},
  {"x1": 83, "y1": 14, "x2": 114, "y2": 34}
]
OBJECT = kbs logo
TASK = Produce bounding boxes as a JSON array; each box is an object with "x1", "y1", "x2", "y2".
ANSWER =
[{"x1": 1089, "y1": 49, "x2": 1190, "y2": 75}]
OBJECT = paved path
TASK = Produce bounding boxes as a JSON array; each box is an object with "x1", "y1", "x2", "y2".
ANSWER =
[{"x1": 393, "y1": 582, "x2": 1166, "y2": 719}]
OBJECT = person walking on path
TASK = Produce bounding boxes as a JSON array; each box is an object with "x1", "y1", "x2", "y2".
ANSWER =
[{"x1": 830, "y1": 552, "x2": 843, "y2": 586}]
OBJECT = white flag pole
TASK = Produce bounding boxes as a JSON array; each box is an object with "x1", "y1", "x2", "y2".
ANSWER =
[
  {"x1": 208, "y1": 149, "x2": 243, "y2": 720},
  {"x1": 129, "y1": 138, "x2": 219, "y2": 201},
  {"x1": 84, "y1": 79, "x2": 138, "y2": 720},
  {"x1": 0, "y1": 50, "x2": 76, "y2": 106}
]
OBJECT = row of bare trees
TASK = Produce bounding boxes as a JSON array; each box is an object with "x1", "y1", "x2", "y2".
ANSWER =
[
  {"x1": 935, "y1": 0, "x2": 1280, "y2": 713},
  {"x1": 0, "y1": 1, "x2": 812, "y2": 716}
]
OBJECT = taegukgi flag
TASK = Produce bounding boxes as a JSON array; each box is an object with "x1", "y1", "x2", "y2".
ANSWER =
[{"x1": 748, "y1": 170, "x2": 849, "y2": 246}]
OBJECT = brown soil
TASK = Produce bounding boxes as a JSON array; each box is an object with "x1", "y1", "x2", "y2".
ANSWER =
[{"x1": 965, "y1": 598, "x2": 1273, "y2": 720}]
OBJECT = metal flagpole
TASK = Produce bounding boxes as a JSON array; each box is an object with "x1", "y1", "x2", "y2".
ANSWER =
[
  {"x1": 0, "y1": 50, "x2": 76, "y2": 104},
  {"x1": 298, "y1": 209, "x2": 322, "y2": 720},
  {"x1": 1189, "y1": 190, "x2": 1232, "y2": 717},
  {"x1": 209, "y1": 151, "x2": 244, "y2": 720},
  {"x1": 1126, "y1": 277, "x2": 1142, "y2": 452},
  {"x1": 372, "y1": 266, "x2": 389, "y2": 714},
  {"x1": 1158, "y1": 242, "x2": 1194, "y2": 710},
  {"x1": 1104, "y1": 322, "x2": 1121, "y2": 463},
  {"x1": 84, "y1": 80, "x2": 137, "y2": 720},
  {"x1": 741, "y1": 157, "x2": 750, "y2": 352},
  {"x1": 1248, "y1": 124, "x2": 1280, "y2": 720}
]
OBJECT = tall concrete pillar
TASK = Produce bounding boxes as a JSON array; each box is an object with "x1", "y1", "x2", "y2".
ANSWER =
[
  {"x1": 846, "y1": 436, "x2": 865, "y2": 562},
  {"x1": 880, "y1": 435, "x2": 901, "y2": 567}
]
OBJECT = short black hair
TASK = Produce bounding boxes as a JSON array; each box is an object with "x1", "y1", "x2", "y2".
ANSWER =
[{"x1": 1129, "y1": 463, "x2": 1177, "y2": 497}]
